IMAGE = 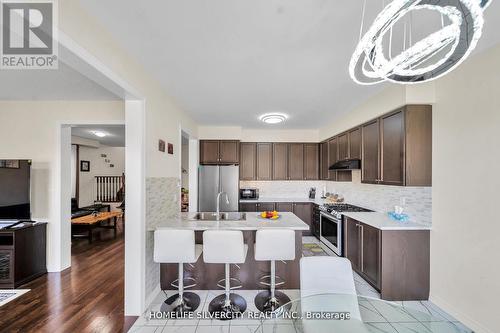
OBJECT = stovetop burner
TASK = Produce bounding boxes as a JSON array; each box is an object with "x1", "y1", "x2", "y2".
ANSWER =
[{"x1": 319, "y1": 203, "x2": 372, "y2": 217}]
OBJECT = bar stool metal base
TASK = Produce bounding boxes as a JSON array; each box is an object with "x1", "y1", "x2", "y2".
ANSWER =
[
  {"x1": 160, "y1": 292, "x2": 201, "y2": 314},
  {"x1": 208, "y1": 294, "x2": 247, "y2": 320},
  {"x1": 255, "y1": 290, "x2": 292, "y2": 314}
]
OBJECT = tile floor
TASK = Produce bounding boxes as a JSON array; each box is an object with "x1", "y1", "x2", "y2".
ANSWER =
[{"x1": 130, "y1": 237, "x2": 472, "y2": 333}]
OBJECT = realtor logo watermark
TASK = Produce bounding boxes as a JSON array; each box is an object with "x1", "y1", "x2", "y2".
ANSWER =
[{"x1": 0, "y1": 0, "x2": 58, "y2": 69}]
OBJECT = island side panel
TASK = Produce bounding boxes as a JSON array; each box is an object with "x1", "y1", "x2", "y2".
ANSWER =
[{"x1": 160, "y1": 230, "x2": 303, "y2": 290}]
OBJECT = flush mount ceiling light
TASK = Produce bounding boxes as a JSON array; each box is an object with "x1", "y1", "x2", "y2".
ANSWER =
[
  {"x1": 349, "y1": 0, "x2": 491, "y2": 85},
  {"x1": 259, "y1": 113, "x2": 288, "y2": 124},
  {"x1": 91, "y1": 131, "x2": 107, "y2": 138}
]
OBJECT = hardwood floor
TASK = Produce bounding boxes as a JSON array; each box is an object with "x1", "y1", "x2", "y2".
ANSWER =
[{"x1": 0, "y1": 219, "x2": 136, "y2": 333}]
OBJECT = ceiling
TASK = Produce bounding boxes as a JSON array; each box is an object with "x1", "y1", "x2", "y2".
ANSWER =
[
  {"x1": 72, "y1": 125, "x2": 125, "y2": 147},
  {"x1": 0, "y1": 62, "x2": 122, "y2": 100},
  {"x1": 79, "y1": 0, "x2": 500, "y2": 129}
]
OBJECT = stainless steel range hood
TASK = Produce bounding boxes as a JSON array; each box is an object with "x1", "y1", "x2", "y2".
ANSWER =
[{"x1": 329, "y1": 158, "x2": 361, "y2": 170}]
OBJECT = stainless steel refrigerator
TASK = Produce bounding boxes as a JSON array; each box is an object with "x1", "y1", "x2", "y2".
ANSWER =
[{"x1": 198, "y1": 165, "x2": 239, "y2": 212}]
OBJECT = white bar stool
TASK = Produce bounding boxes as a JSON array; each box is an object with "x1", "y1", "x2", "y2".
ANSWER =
[
  {"x1": 254, "y1": 229, "x2": 296, "y2": 313},
  {"x1": 154, "y1": 229, "x2": 202, "y2": 313},
  {"x1": 203, "y1": 230, "x2": 248, "y2": 319},
  {"x1": 300, "y1": 256, "x2": 361, "y2": 320}
]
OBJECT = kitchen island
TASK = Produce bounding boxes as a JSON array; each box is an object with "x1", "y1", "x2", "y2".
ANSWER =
[{"x1": 150, "y1": 212, "x2": 309, "y2": 290}]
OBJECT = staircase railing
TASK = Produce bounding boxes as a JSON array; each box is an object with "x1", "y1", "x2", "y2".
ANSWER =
[{"x1": 95, "y1": 174, "x2": 125, "y2": 203}]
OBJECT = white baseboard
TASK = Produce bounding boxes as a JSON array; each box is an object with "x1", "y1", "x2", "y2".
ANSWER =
[{"x1": 430, "y1": 295, "x2": 494, "y2": 333}]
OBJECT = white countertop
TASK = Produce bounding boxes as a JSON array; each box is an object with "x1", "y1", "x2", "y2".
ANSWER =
[
  {"x1": 342, "y1": 212, "x2": 431, "y2": 231},
  {"x1": 149, "y1": 212, "x2": 309, "y2": 231},
  {"x1": 239, "y1": 197, "x2": 328, "y2": 205}
]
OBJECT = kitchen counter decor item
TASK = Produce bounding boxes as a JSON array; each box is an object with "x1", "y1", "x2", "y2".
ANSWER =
[
  {"x1": 388, "y1": 211, "x2": 409, "y2": 222},
  {"x1": 258, "y1": 211, "x2": 281, "y2": 220}
]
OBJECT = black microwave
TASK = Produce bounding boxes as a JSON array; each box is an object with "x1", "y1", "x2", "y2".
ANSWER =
[{"x1": 240, "y1": 188, "x2": 259, "y2": 200}]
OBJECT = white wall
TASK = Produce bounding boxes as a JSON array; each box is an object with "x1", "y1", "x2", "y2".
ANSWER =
[
  {"x1": 318, "y1": 85, "x2": 406, "y2": 141},
  {"x1": 0, "y1": 100, "x2": 124, "y2": 272},
  {"x1": 198, "y1": 126, "x2": 242, "y2": 139},
  {"x1": 58, "y1": 1, "x2": 199, "y2": 314},
  {"x1": 77, "y1": 144, "x2": 125, "y2": 207},
  {"x1": 241, "y1": 128, "x2": 319, "y2": 142},
  {"x1": 198, "y1": 125, "x2": 319, "y2": 142},
  {"x1": 429, "y1": 45, "x2": 500, "y2": 333}
]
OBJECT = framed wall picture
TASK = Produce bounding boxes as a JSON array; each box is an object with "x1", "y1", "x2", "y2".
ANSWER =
[
  {"x1": 168, "y1": 143, "x2": 174, "y2": 155},
  {"x1": 158, "y1": 139, "x2": 166, "y2": 152},
  {"x1": 80, "y1": 160, "x2": 90, "y2": 172}
]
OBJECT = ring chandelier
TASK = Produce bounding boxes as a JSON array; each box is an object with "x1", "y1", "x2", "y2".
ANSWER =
[{"x1": 349, "y1": 0, "x2": 491, "y2": 85}]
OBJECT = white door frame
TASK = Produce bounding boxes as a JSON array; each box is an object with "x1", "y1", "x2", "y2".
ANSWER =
[{"x1": 56, "y1": 32, "x2": 146, "y2": 315}]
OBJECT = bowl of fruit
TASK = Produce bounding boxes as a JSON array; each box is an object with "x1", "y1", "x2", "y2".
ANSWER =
[{"x1": 259, "y1": 210, "x2": 280, "y2": 220}]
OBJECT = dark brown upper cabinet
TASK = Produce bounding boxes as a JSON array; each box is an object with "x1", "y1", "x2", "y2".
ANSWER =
[
  {"x1": 361, "y1": 105, "x2": 432, "y2": 186},
  {"x1": 256, "y1": 143, "x2": 273, "y2": 180},
  {"x1": 320, "y1": 141, "x2": 329, "y2": 180},
  {"x1": 348, "y1": 127, "x2": 362, "y2": 159},
  {"x1": 200, "y1": 140, "x2": 220, "y2": 164},
  {"x1": 240, "y1": 142, "x2": 317, "y2": 181},
  {"x1": 288, "y1": 143, "x2": 304, "y2": 180},
  {"x1": 272, "y1": 143, "x2": 288, "y2": 180},
  {"x1": 380, "y1": 110, "x2": 405, "y2": 186},
  {"x1": 303, "y1": 144, "x2": 319, "y2": 180},
  {"x1": 337, "y1": 132, "x2": 349, "y2": 161},
  {"x1": 362, "y1": 119, "x2": 381, "y2": 184},
  {"x1": 404, "y1": 105, "x2": 432, "y2": 186},
  {"x1": 328, "y1": 137, "x2": 338, "y2": 181},
  {"x1": 219, "y1": 140, "x2": 240, "y2": 164},
  {"x1": 239, "y1": 143, "x2": 256, "y2": 180},
  {"x1": 200, "y1": 140, "x2": 240, "y2": 165}
]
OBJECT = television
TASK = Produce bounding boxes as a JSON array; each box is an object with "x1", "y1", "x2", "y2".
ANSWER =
[{"x1": 0, "y1": 160, "x2": 31, "y2": 220}]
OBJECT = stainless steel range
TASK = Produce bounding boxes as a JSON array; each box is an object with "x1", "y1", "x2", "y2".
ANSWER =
[{"x1": 319, "y1": 203, "x2": 372, "y2": 256}]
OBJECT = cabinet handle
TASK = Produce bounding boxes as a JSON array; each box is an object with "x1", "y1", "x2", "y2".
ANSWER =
[{"x1": 360, "y1": 225, "x2": 364, "y2": 272}]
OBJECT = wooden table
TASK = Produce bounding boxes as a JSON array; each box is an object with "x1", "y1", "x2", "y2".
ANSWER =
[{"x1": 71, "y1": 212, "x2": 122, "y2": 243}]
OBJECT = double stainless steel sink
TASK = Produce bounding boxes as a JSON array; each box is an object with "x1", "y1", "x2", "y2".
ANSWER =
[{"x1": 189, "y1": 212, "x2": 246, "y2": 221}]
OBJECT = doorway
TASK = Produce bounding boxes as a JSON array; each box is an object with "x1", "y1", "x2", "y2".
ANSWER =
[{"x1": 70, "y1": 124, "x2": 126, "y2": 246}]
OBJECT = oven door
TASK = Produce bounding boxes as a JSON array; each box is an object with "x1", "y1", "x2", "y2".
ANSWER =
[{"x1": 320, "y1": 212, "x2": 342, "y2": 256}]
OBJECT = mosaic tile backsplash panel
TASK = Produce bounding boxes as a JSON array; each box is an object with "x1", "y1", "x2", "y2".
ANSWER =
[
  {"x1": 241, "y1": 170, "x2": 431, "y2": 226},
  {"x1": 145, "y1": 177, "x2": 180, "y2": 301}
]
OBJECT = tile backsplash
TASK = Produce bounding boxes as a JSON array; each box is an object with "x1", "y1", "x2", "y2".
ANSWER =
[
  {"x1": 145, "y1": 177, "x2": 180, "y2": 301},
  {"x1": 241, "y1": 170, "x2": 432, "y2": 226}
]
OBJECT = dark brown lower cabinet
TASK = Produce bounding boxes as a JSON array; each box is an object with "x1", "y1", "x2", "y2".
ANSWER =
[
  {"x1": 239, "y1": 203, "x2": 258, "y2": 212},
  {"x1": 312, "y1": 204, "x2": 320, "y2": 238},
  {"x1": 257, "y1": 202, "x2": 275, "y2": 211},
  {"x1": 344, "y1": 220, "x2": 379, "y2": 289},
  {"x1": 292, "y1": 203, "x2": 312, "y2": 236},
  {"x1": 275, "y1": 202, "x2": 293, "y2": 212},
  {"x1": 239, "y1": 202, "x2": 275, "y2": 212},
  {"x1": 0, "y1": 223, "x2": 47, "y2": 289},
  {"x1": 344, "y1": 219, "x2": 361, "y2": 271},
  {"x1": 360, "y1": 223, "x2": 380, "y2": 287},
  {"x1": 239, "y1": 201, "x2": 312, "y2": 235},
  {"x1": 343, "y1": 217, "x2": 429, "y2": 301}
]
